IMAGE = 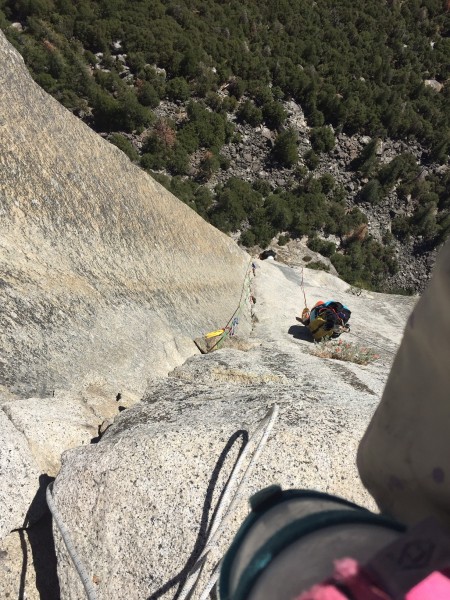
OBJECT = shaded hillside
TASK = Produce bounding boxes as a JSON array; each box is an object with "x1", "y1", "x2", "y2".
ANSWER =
[{"x1": 0, "y1": 31, "x2": 250, "y2": 398}]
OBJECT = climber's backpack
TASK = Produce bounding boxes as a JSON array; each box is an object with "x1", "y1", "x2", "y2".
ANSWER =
[{"x1": 308, "y1": 301, "x2": 351, "y2": 341}]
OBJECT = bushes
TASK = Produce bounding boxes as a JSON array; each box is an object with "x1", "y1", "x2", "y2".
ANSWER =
[
  {"x1": 138, "y1": 81, "x2": 160, "y2": 108},
  {"x1": 359, "y1": 179, "x2": 382, "y2": 204},
  {"x1": 5, "y1": 0, "x2": 450, "y2": 154},
  {"x1": 309, "y1": 126, "x2": 335, "y2": 154},
  {"x1": 307, "y1": 261, "x2": 330, "y2": 272},
  {"x1": 331, "y1": 237, "x2": 398, "y2": 289},
  {"x1": 185, "y1": 101, "x2": 231, "y2": 150},
  {"x1": 210, "y1": 178, "x2": 263, "y2": 232},
  {"x1": 109, "y1": 133, "x2": 139, "y2": 161},
  {"x1": 392, "y1": 215, "x2": 411, "y2": 241},
  {"x1": 307, "y1": 236, "x2": 336, "y2": 257},
  {"x1": 377, "y1": 153, "x2": 418, "y2": 189},
  {"x1": 236, "y1": 100, "x2": 263, "y2": 126},
  {"x1": 350, "y1": 138, "x2": 379, "y2": 176},
  {"x1": 262, "y1": 101, "x2": 287, "y2": 130},
  {"x1": 304, "y1": 149, "x2": 319, "y2": 170},
  {"x1": 272, "y1": 129, "x2": 298, "y2": 167},
  {"x1": 5, "y1": 0, "x2": 449, "y2": 288},
  {"x1": 92, "y1": 88, "x2": 153, "y2": 132},
  {"x1": 197, "y1": 152, "x2": 220, "y2": 181},
  {"x1": 166, "y1": 77, "x2": 190, "y2": 102},
  {"x1": 310, "y1": 339, "x2": 380, "y2": 365}
]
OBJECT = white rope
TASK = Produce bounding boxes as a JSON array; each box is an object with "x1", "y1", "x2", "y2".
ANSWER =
[
  {"x1": 177, "y1": 403, "x2": 279, "y2": 600},
  {"x1": 45, "y1": 403, "x2": 279, "y2": 600},
  {"x1": 198, "y1": 560, "x2": 221, "y2": 600},
  {"x1": 46, "y1": 482, "x2": 99, "y2": 600}
]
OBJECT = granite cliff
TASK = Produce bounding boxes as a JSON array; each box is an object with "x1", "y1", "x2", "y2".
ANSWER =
[
  {"x1": 0, "y1": 30, "x2": 250, "y2": 598},
  {"x1": 0, "y1": 30, "x2": 419, "y2": 600},
  {"x1": 0, "y1": 31, "x2": 250, "y2": 400}
]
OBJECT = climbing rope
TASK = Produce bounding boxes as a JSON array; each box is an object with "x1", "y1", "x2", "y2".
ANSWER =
[
  {"x1": 177, "y1": 404, "x2": 280, "y2": 600},
  {"x1": 46, "y1": 405, "x2": 279, "y2": 600},
  {"x1": 46, "y1": 482, "x2": 99, "y2": 600},
  {"x1": 207, "y1": 259, "x2": 254, "y2": 353},
  {"x1": 300, "y1": 267, "x2": 308, "y2": 310},
  {"x1": 300, "y1": 267, "x2": 310, "y2": 323}
]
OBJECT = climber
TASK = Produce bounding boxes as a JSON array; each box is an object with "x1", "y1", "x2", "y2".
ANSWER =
[{"x1": 302, "y1": 300, "x2": 351, "y2": 341}]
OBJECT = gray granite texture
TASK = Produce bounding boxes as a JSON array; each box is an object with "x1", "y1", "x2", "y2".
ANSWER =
[
  {"x1": 51, "y1": 260, "x2": 417, "y2": 599},
  {"x1": 0, "y1": 29, "x2": 420, "y2": 600},
  {"x1": 0, "y1": 31, "x2": 251, "y2": 400}
]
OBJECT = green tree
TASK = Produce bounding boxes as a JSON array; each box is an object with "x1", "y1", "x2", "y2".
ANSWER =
[
  {"x1": 262, "y1": 101, "x2": 287, "y2": 130},
  {"x1": 198, "y1": 152, "x2": 220, "y2": 181},
  {"x1": 304, "y1": 149, "x2": 319, "y2": 170},
  {"x1": 166, "y1": 77, "x2": 190, "y2": 102},
  {"x1": 359, "y1": 179, "x2": 382, "y2": 204},
  {"x1": 236, "y1": 100, "x2": 263, "y2": 126},
  {"x1": 138, "y1": 82, "x2": 160, "y2": 108},
  {"x1": 272, "y1": 129, "x2": 298, "y2": 167},
  {"x1": 309, "y1": 127, "x2": 335, "y2": 154},
  {"x1": 109, "y1": 133, "x2": 139, "y2": 161},
  {"x1": 350, "y1": 138, "x2": 380, "y2": 177}
]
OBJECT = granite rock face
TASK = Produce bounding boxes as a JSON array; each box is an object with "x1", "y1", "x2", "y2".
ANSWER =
[
  {"x1": 0, "y1": 31, "x2": 250, "y2": 400},
  {"x1": 0, "y1": 410, "x2": 44, "y2": 539},
  {"x1": 0, "y1": 29, "x2": 420, "y2": 600},
  {"x1": 0, "y1": 29, "x2": 251, "y2": 598},
  {"x1": 3, "y1": 395, "x2": 99, "y2": 477},
  {"x1": 51, "y1": 260, "x2": 417, "y2": 600}
]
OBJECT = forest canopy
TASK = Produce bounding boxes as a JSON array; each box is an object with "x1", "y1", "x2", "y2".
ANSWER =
[{"x1": 1, "y1": 0, "x2": 449, "y2": 290}]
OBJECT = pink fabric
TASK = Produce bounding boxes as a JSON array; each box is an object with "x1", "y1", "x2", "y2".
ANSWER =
[
  {"x1": 296, "y1": 584, "x2": 347, "y2": 600},
  {"x1": 295, "y1": 558, "x2": 390, "y2": 600},
  {"x1": 333, "y1": 558, "x2": 390, "y2": 599},
  {"x1": 406, "y1": 571, "x2": 450, "y2": 600}
]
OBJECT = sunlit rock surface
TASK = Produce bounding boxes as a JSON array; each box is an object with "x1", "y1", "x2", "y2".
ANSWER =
[
  {"x1": 52, "y1": 260, "x2": 417, "y2": 599},
  {"x1": 0, "y1": 31, "x2": 250, "y2": 400}
]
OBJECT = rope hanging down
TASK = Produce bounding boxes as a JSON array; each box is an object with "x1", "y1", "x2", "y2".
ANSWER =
[
  {"x1": 46, "y1": 404, "x2": 279, "y2": 600},
  {"x1": 300, "y1": 267, "x2": 310, "y2": 323},
  {"x1": 207, "y1": 260, "x2": 254, "y2": 353},
  {"x1": 177, "y1": 404, "x2": 280, "y2": 600},
  {"x1": 47, "y1": 482, "x2": 99, "y2": 600}
]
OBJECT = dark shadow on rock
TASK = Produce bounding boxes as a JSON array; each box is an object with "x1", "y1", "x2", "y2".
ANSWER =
[
  {"x1": 288, "y1": 324, "x2": 313, "y2": 342},
  {"x1": 147, "y1": 429, "x2": 249, "y2": 600},
  {"x1": 19, "y1": 474, "x2": 61, "y2": 600}
]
